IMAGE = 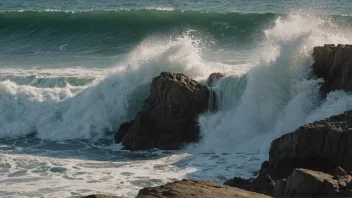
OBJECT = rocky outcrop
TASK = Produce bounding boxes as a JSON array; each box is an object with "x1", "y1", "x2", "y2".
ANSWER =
[
  {"x1": 205, "y1": 73, "x2": 224, "y2": 111},
  {"x1": 312, "y1": 44, "x2": 352, "y2": 94},
  {"x1": 224, "y1": 161, "x2": 275, "y2": 196},
  {"x1": 268, "y1": 110, "x2": 352, "y2": 180},
  {"x1": 206, "y1": 72, "x2": 225, "y2": 87},
  {"x1": 115, "y1": 72, "x2": 211, "y2": 150},
  {"x1": 273, "y1": 168, "x2": 352, "y2": 197},
  {"x1": 136, "y1": 179, "x2": 271, "y2": 198}
]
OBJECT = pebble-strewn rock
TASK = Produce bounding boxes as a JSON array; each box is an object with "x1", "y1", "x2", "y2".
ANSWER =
[{"x1": 115, "y1": 72, "x2": 211, "y2": 150}]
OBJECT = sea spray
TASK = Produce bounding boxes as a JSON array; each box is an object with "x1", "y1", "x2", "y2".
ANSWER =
[
  {"x1": 0, "y1": 35, "x2": 215, "y2": 139},
  {"x1": 195, "y1": 13, "x2": 352, "y2": 154}
]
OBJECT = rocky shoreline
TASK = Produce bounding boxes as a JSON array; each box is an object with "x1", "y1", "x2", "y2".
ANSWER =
[{"x1": 84, "y1": 44, "x2": 352, "y2": 197}]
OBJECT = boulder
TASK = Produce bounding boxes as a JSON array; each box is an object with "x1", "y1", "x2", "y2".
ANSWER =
[
  {"x1": 268, "y1": 111, "x2": 352, "y2": 179},
  {"x1": 137, "y1": 179, "x2": 271, "y2": 198},
  {"x1": 272, "y1": 168, "x2": 352, "y2": 197},
  {"x1": 312, "y1": 44, "x2": 352, "y2": 94},
  {"x1": 115, "y1": 72, "x2": 211, "y2": 150},
  {"x1": 272, "y1": 179, "x2": 286, "y2": 197},
  {"x1": 252, "y1": 175, "x2": 275, "y2": 195},
  {"x1": 224, "y1": 174, "x2": 275, "y2": 196},
  {"x1": 206, "y1": 72, "x2": 225, "y2": 87},
  {"x1": 282, "y1": 169, "x2": 340, "y2": 197},
  {"x1": 223, "y1": 177, "x2": 253, "y2": 190}
]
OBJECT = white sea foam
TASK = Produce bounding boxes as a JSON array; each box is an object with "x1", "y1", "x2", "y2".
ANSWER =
[
  {"x1": 0, "y1": 35, "x2": 236, "y2": 140},
  {"x1": 0, "y1": 150, "x2": 265, "y2": 198},
  {"x1": 195, "y1": 13, "x2": 352, "y2": 154},
  {"x1": 0, "y1": 152, "x2": 195, "y2": 197}
]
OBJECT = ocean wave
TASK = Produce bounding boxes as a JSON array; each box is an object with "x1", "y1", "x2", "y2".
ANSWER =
[
  {"x1": 0, "y1": 9, "x2": 279, "y2": 56},
  {"x1": 0, "y1": 9, "x2": 279, "y2": 30},
  {"x1": 2, "y1": 10, "x2": 351, "y2": 57},
  {"x1": 1, "y1": 13, "x2": 352, "y2": 156}
]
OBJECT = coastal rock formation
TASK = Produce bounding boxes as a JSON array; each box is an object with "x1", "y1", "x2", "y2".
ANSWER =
[
  {"x1": 312, "y1": 44, "x2": 352, "y2": 93},
  {"x1": 115, "y1": 72, "x2": 211, "y2": 150},
  {"x1": 224, "y1": 162, "x2": 275, "y2": 196},
  {"x1": 273, "y1": 168, "x2": 352, "y2": 197},
  {"x1": 136, "y1": 179, "x2": 271, "y2": 198},
  {"x1": 206, "y1": 72, "x2": 224, "y2": 111},
  {"x1": 268, "y1": 110, "x2": 352, "y2": 180},
  {"x1": 224, "y1": 175, "x2": 275, "y2": 196},
  {"x1": 206, "y1": 72, "x2": 225, "y2": 87}
]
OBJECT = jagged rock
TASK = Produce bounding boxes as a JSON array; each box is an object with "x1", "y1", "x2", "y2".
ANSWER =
[
  {"x1": 253, "y1": 175, "x2": 275, "y2": 195},
  {"x1": 312, "y1": 44, "x2": 352, "y2": 94},
  {"x1": 114, "y1": 121, "x2": 132, "y2": 143},
  {"x1": 206, "y1": 72, "x2": 225, "y2": 87},
  {"x1": 224, "y1": 174, "x2": 275, "y2": 196},
  {"x1": 115, "y1": 72, "x2": 211, "y2": 150},
  {"x1": 137, "y1": 179, "x2": 271, "y2": 198},
  {"x1": 223, "y1": 177, "x2": 253, "y2": 190},
  {"x1": 334, "y1": 166, "x2": 348, "y2": 178},
  {"x1": 258, "y1": 161, "x2": 270, "y2": 177},
  {"x1": 270, "y1": 169, "x2": 352, "y2": 197},
  {"x1": 272, "y1": 179, "x2": 286, "y2": 197},
  {"x1": 261, "y1": 161, "x2": 270, "y2": 169},
  {"x1": 268, "y1": 111, "x2": 352, "y2": 179},
  {"x1": 283, "y1": 169, "x2": 340, "y2": 197}
]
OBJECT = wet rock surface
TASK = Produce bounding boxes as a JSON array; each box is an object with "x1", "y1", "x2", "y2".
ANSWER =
[
  {"x1": 115, "y1": 72, "x2": 211, "y2": 150},
  {"x1": 206, "y1": 72, "x2": 225, "y2": 87},
  {"x1": 312, "y1": 44, "x2": 352, "y2": 94}
]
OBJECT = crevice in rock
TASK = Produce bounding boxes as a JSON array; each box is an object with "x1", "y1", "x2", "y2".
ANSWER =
[
  {"x1": 339, "y1": 131, "x2": 347, "y2": 166},
  {"x1": 319, "y1": 127, "x2": 330, "y2": 156}
]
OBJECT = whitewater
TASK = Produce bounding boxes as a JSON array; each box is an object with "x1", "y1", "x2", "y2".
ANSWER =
[{"x1": 1, "y1": 3, "x2": 352, "y2": 198}]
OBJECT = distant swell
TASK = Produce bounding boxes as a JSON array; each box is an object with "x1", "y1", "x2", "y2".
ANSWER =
[
  {"x1": 2, "y1": 10, "x2": 352, "y2": 55},
  {"x1": 2, "y1": 10, "x2": 351, "y2": 34},
  {"x1": 0, "y1": 10, "x2": 278, "y2": 30}
]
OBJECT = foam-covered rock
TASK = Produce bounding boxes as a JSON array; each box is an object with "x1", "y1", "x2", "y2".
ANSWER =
[{"x1": 206, "y1": 72, "x2": 225, "y2": 87}]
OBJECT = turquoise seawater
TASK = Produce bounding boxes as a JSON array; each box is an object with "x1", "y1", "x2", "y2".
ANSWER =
[{"x1": 1, "y1": 1, "x2": 352, "y2": 197}]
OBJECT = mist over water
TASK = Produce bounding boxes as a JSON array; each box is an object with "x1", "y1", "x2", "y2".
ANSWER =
[
  {"x1": 196, "y1": 14, "x2": 352, "y2": 154},
  {"x1": 1, "y1": 1, "x2": 352, "y2": 197}
]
